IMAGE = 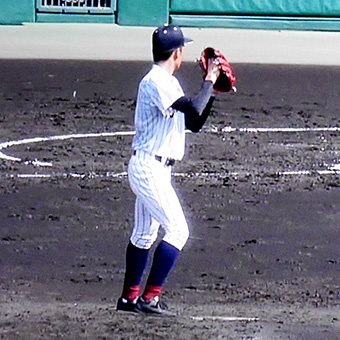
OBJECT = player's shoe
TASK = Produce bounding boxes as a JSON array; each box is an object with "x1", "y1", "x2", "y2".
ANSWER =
[
  {"x1": 116, "y1": 297, "x2": 141, "y2": 313},
  {"x1": 136, "y1": 296, "x2": 168, "y2": 315}
]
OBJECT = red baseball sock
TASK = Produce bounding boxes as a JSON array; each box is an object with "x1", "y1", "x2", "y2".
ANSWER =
[
  {"x1": 142, "y1": 284, "x2": 162, "y2": 302},
  {"x1": 122, "y1": 285, "x2": 140, "y2": 302}
]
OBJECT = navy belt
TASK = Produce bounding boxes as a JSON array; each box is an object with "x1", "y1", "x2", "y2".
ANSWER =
[{"x1": 133, "y1": 150, "x2": 175, "y2": 166}]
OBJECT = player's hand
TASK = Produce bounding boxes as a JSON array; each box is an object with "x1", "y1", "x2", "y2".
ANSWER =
[
  {"x1": 198, "y1": 47, "x2": 236, "y2": 92},
  {"x1": 204, "y1": 58, "x2": 220, "y2": 85}
]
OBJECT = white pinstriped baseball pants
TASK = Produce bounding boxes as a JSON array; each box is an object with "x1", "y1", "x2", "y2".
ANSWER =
[{"x1": 128, "y1": 150, "x2": 189, "y2": 251}]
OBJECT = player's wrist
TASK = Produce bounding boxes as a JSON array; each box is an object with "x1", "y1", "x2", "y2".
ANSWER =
[{"x1": 205, "y1": 72, "x2": 219, "y2": 84}]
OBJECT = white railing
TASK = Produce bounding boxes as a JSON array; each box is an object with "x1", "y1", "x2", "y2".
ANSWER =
[{"x1": 38, "y1": 0, "x2": 114, "y2": 13}]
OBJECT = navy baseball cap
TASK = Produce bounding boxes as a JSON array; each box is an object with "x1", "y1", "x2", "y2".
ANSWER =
[{"x1": 152, "y1": 24, "x2": 193, "y2": 54}]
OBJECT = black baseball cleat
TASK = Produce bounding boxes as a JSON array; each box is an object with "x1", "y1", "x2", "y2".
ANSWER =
[
  {"x1": 116, "y1": 297, "x2": 141, "y2": 313},
  {"x1": 136, "y1": 296, "x2": 168, "y2": 315}
]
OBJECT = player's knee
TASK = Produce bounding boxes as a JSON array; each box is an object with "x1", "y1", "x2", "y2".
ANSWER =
[
  {"x1": 130, "y1": 233, "x2": 158, "y2": 250},
  {"x1": 180, "y1": 227, "x2": 190, "y2": 249},
  {"x1": 164, "y1": 225, "x2": 189, "y2": 251}
]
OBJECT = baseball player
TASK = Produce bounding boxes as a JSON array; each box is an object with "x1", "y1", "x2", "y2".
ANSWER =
[{"x1": 117, "y1": 24, "x2": 220, "y2": 314}]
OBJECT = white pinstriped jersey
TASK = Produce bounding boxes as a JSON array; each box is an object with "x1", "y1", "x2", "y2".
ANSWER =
[{"x1": 132, "y1": 64, "x2": 185, "y2": 160}]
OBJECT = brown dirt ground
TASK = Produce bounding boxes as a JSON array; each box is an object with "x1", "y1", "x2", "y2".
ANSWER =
[{"x1": 0, "y1": 60, "x2": 339, "y2": 339}]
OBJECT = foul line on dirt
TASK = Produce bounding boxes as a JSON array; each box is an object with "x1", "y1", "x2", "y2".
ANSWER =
[
  {"x1": 221, "y1": 126, "x2": 340, "y2": 133},
  {"x1": 5, "y1": 168, "x2": 340, "y2": 180},
  {"x1": 1, "y1": 127, "x2": 340, "y2": 177},
  {"x1": 11, "y1": 172, "x2": 129, "y2": 179},
  {"x1": 191, "y1": 315, "x2": 258, "y2": 322}
]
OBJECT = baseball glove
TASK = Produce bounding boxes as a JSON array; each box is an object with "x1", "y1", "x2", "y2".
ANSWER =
[{"x1": 198, "y1": 47, "x2": 236, "y2": 93}]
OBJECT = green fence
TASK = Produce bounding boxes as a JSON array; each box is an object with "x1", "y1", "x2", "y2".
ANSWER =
[
  {"x1": 170, "y1": 0, "x2": 340, "y2": 31},
  {"x1": 170, "y1": 0, "x2": 340, "y2": 16},
  {"x1": 1, "y1": 0, "x2": 340, "y2": 31},
  {"x1": 0, "y1": 0, "x2": 35, "y2": 24},
  {"x1": 116, "y1": 0, "x2": 168, "y2": 26}
]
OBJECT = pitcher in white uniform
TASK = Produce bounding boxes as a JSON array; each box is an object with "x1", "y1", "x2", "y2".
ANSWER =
[{"x1": 117, "y1": 24, "x2": 220, "y2": 314}]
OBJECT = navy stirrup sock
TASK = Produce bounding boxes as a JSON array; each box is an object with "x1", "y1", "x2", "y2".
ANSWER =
[
  {"x1": 122, "y1": 242, "x2": 149, "y2": 301},
  {"x1": 143, "y1": 240, "x2": 180, "y2": 301}
]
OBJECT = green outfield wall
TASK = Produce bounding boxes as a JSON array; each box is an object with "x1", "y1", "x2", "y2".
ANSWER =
[
  {"x1": 0, "y1": 0, "x2": 35, "y2": 24},
  {"x1": 1, "y1": 0, "x2": 340, "y2": 31},
  {"x1": 170, "y1": 0, "x2": 340, "y2": 31},
  {"x1": 170, "y1": 0, "x2": 340, "y2": 16},
  {"x1": 116, "y1": 0, "x2": 168, "y2": 26}
]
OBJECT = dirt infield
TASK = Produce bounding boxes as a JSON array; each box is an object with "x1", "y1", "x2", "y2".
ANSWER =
[{"x1": 0, "y1": 60, "x2": 339, "y2": 339}]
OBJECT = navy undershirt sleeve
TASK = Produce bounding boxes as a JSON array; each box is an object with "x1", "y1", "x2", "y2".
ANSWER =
[{"x1": 171, "y1": 81, "x2": 215, "y2": 133}]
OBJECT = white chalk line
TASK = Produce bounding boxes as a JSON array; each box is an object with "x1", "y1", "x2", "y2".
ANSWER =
[
  {"x1": 191, "y1": 315, "x2": 258, "y2": 322},
  {"x1": 0, "y1": 131, "x2": 136, "y2": 165},
  {"x1": 221, "y1": 126, "x2": 340, "y2": 133},
  {"x1": 4, "y1": 168, "x2": 340, "y2": 180},
  {"x1": 10, "y1": 171, "x2": 128, "y2": 179},
  {"x1": 1, "y1": 127, "x2": 340, "y2": 178},
  {"x1": 1, "y1": 126, "x2": 339, "y2": 165}
]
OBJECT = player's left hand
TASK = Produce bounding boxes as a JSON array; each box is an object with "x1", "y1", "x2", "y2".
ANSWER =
[
  {"x1": 199, "y1": 47, "x2": 237, "y2": 93},
  {"x1": 205, "y1": 58, "x2": 220, "y2": 85}
]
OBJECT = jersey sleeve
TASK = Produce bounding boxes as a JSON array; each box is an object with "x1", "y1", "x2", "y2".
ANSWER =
[{"x1": 147, "y1": 76, "x2": 184, "y2": 117}]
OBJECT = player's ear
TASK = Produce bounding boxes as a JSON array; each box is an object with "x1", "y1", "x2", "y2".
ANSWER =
[{"x1": 173, "y1": 47, "x2": 181, "y2": 60}]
